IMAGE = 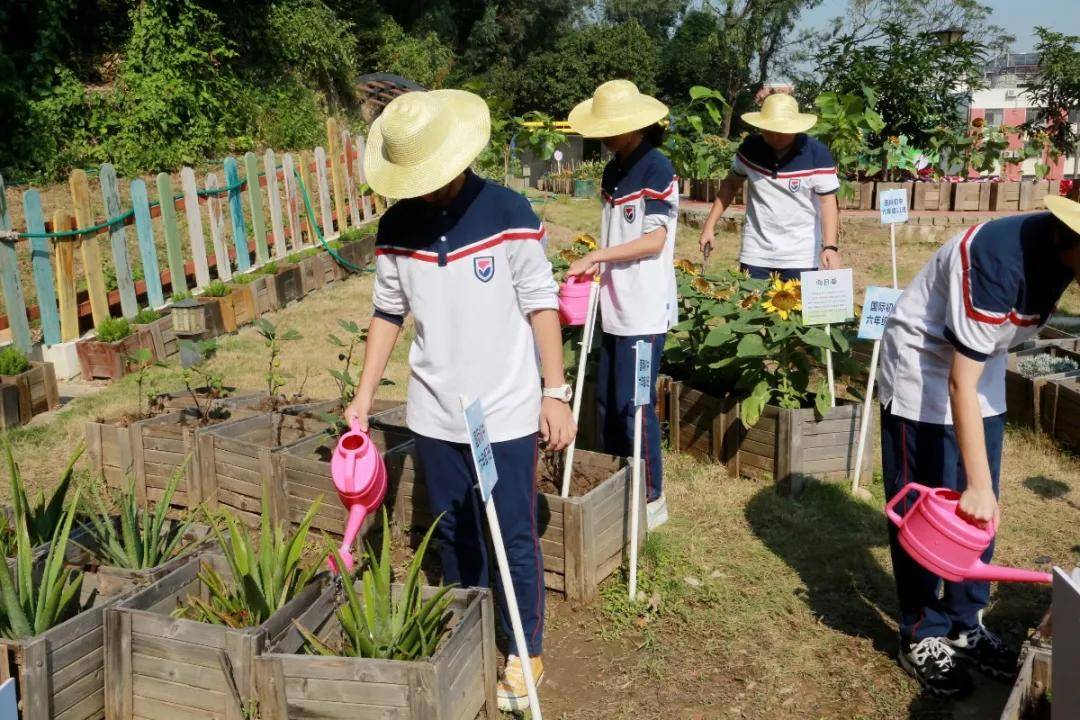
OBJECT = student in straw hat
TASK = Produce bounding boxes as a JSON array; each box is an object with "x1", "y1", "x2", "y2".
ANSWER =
[
  {"x1": 876, "y1": 197, "x2": 1080, "y2": 698},
  {"x1": 344, "y1": 88, "x2": 576, "y2": 711},
  {"x1": 565, "y1": 79, "x2": 680, "y2": 530},
  {"x1": 697, "y1": 92, "x2": 842, "y2": 280}
]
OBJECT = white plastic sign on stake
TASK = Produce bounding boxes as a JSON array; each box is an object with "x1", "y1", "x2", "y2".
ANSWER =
[
  {"x1": 460, "y1": 398, "x2": 542, "y2": 720},
  {"x1": 801, "y1": 269, "x2": 854, "y2": 410},
  {"x1": 628, "y1": 341, "x2": 651, "y2": 601}
]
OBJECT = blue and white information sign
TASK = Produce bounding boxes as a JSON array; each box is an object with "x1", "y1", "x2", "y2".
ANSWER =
[
  {"x1": 634, "y1": 341, "x2": 652, "y2": 407},
  {"x1": 879, "y1": 188, "x2": 909, "y2": 225},
  {"x1": 857, "y1": 286, "x2": 904, "y2": 340},
  {"x1": 462, "y1": 398, "x2": 499, "y2": 502}
]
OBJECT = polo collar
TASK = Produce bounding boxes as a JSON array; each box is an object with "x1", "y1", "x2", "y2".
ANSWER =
[{"x1": 764, "y1": 133, "x2": 807, "y2": 172}]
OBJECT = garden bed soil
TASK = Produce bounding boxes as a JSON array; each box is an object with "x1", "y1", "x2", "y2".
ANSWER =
[
  {"x1": 148, "y1": 386, "x2": 259, "y2": 414},
  {"x1": 1005, "y1": 345, "x2": 1080, "y2": 431},
  {"x1": 103, "y1": 554, "x2": 328, "y2": 720},
  {"x1": 76, "y1": 327, "x2": 156, "y2": 381},
  {"x1": 0, "y1": 565, "x2": 142, "y2": 720},
  {"x1": 196, "y1": 412, "x2": 331, "y2": 528},
  {"x1": 134, "y1": 312, "x2": 179, "y2": 361},
  {"x1": 254, "y1": 583, "x2": 497, "y2": 720},
  {"x1": 0, "y1": 361, "x2": 59, "y2": 425}
]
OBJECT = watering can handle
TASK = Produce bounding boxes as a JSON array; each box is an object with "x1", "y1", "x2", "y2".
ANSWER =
[
  {"x1": 885, "y1": 483, "x2": 931, "y2": 528},
  {"x1": 349, "y1": 418, "x2": 363, "y2": 435}
]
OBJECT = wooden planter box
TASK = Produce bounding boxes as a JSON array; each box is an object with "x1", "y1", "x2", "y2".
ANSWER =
[
  {"x1": 313, "y1": 250, "x2": 348, "y2": 285},
  {"x1": 990, "y1": 181, "x2": 1021, "y2": 211},
  {"x1": 1005, "y1": 345, "x2": 1080, "y2": 430},
  {"x1": 197, "y1": 412, "x2": 331, "y2": 528},
  {"x1": 0, "y1": 361, "x2": 59, "y2": 424},
  {"x1": 76, "y1": 328, "x2": 156, "y2": 381},
  {"x1": 246, "y1": 275, "x2": 279, "y2": 315},
  {"x1": 1039, "y1": 376, "x2": 1080, "y2": 450},
  {"x1": 170, "y1": 297, "x2": 225, "y2": 339},
  {"x1": 86, "y1": 419, "x2": 136, "y2": 487},
  {"x1": 912, "y1": 181, "x2": 949, "y2": 211},
  {"x1": 689, "y1": 179, "x2": 717, "y2": 202},
  {"x1": 255, "y1": 583, "x2": 497, "y2": 720},
  {"x1": 208, "y1": 294, "x2": 240, "y2": 333},
  {"x1": 837, "y1": 181, "x2": 867, "y2": 210},
  {"x1": 1019, "y1": 180, "x2": 1061, "y2": 211},
  {"x1": 0, "y1": 384, "x2": 20, "y2": 429},
  {"x1": 297, "y1": 255, "x2": 321, "y2": 295},
  {"x1": 0, "y1": 566, "x2": 141, "y2": 720},
  {"x1": 134, "y1": 312, "x2": 179, "y2": 361},
  {"x1": 221, "y1": 284, "x2": 259, "y2": 328},
  {"x1": 104, "y1": 555, "x2": 328, "y2": 720},
  {"x1": 666, "y1": 379, "x2": 870, "y2": 494},
  {"x1": 999, "y1": 642, "x2": 1051, "y2": 720},
  {"x1": 874, "y1": 182, "x2": 913, "y2": 210},
  {"x1": 150, "y1": 386, "x2": 257, "y2": 413},
  {"x1": 337, "y1": 236, "x2": 375, "y2": 271},
  {"x1": 951, "y1": 182, "x2": 991, "y2": 212},
  {"x1": 1015, "y1": 326, "x2": 1079, "y2": 352},
  {"x1": 271, "y1": 264, "x2": 304, "y2": 307},
  {"x1": 279, "y1": 426, "x2": 412, "y2": 538}
]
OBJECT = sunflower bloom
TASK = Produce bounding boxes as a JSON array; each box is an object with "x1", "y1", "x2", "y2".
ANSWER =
[
  {"x1": 674, "y1": 258, "x2": 700, "y2": 276},
  {"x1": 740, "y1": 292, "x2": 761, "y2": 310},
  {"x1": 692, "y1": 277, "x2": 712, "y2": 295},
  {"x1": 575, "y1": 233, "x2": 598, "y2": 251},
  {"x1": 762, "y1": 279, "x2": 802, "y2": 320}
]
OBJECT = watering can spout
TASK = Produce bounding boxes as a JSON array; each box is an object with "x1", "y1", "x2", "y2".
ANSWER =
[
  {"x1": 964, "y1": 563, "x2": 1052, "y2": 584},
  {"x1": 329, "y1": 504, "x2": 368, "y2": 574}
]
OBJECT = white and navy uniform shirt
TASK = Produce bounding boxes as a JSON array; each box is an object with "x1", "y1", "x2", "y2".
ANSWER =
[
  {"x1": 372, "y1": 171, "x2": 559, "y2": 443},
  {"x1": 879, "y1": 213, "x2": 1073, "y2": 425},
  {"x1": 732, "y1": 134, "x2": 840, "y2": 269},
  {"x1": 599, "y1": 142, "x2": 679, "y2": 336}
]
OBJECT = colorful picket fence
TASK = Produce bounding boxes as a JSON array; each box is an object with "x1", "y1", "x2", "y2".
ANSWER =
[{"x1": 0, "y1": 118, "x2": 382, "y2": 354}]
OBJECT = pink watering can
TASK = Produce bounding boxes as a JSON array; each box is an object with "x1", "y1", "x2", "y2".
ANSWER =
[
  {"x1": 558, "y1": 275, "x2": 594, "y2": 326},
  {"x1": 327, "y1": 421, "x2": 387, "y2": 574},
  {"x1": 886, "y1": 483, "x2": 1051, "y2": 584}
]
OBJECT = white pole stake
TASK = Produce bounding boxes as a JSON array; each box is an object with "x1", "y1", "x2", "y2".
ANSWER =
[
  {"x1": 561, "y1": 277, "x2": 600, "y2": 498},
  {"x1": 627, "y1": 340, "x2": 651, "y2": 602},
  {"x1": 461, "y1": 397, "x2": 542, "y2": 720},
  {"x1": 851, "y1": 339, "x2": 880, "y2": 493},
  {"x1": 825, "y1": 323, "x2": 836, "y2": 408},
  {"x1": 890, "y1": 221, "x2": 898, "y2": 289}
]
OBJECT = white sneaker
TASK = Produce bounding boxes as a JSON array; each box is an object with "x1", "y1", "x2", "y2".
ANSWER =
[
  {"x1": 646, "y1": 494, "x2": 668, "y2": 530},
  {"x1": 497, "y1": 654, "x2": 544, "y2": 712}
]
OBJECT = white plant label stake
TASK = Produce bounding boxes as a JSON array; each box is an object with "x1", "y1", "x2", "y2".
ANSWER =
[
  {"x1": 800, "y1": 269, "x2": 855, "y2": 410},
  {"x1": 851, "y1": 286, "x2": 903, "y2": 492},
  {"x1": 461, "y1": 397, "x2": 542, "y2": 720},
  {"x1": 878, "y1": 188, "x2": 908, "y2": 289},
  {"x1": 628, "y1": 340, "x2": 651, "y2": 601}
]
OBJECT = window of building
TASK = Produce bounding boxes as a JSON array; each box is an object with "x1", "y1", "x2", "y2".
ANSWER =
[
  {"x1": 1026, "y1": 107, "x2": 1044, "y2": 125},
  {"x1": 983, "y1": 108, "x2": 1004, "y2": 126}
]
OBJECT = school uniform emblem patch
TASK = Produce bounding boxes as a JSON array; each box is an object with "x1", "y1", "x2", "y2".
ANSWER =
[
  {"x1": 623, "y1": 205, "x2": 635, "y2": 223},
  {"x1": 788, "y1": 178, "x2": 802, "y2": 193},
  {"x1": 473, "y1": 256, "x2": 495, "y2": 283}
]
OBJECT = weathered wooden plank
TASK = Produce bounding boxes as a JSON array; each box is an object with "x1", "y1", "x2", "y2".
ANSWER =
[
  {"x1": 22, "y1": 189, "x2": 61, "y2": 345},
  {"x1": 343, "y1": 129, "x2": 362, "y2": 227},
  {"x1": 70, "y1": 168, "x2": 111, "y2": 326},
  {"x1": 130, "y1": 631, "x2": 224, "y2": 670},
  {"x1": 802, "y1": 443, "x2": 855, "y2": 462},
  {"x1": 51, "y1": 211, "x2": 81, "y2": 342},
  {"x1": 282, "y1": 153, "x2": 303, "y2": 250},
  {"x1": 314, "y1": 147, "x2": 334, "y2": 239},
  {"x1": 156, "y1": 173, "x2": 188, "y2": 295},
  {"x1": 101, "y1": 163, "x2": 139, "y2": 318},
  {"x1": 264, "y1": 150, "x2": 287, "y2": 259},
  {"x1": 355, "y1": 136, "x2": 373, "y2": 219},
  {"x1": 132, "y1": 694, "x2": 226, "y2": 720},
  {"x1": 131, "y1": 611, "x2": 225, "y2": 649},
  {"x1": 285, "y1": 698, "x2": 409, "y2": 719},
  {"x1": 274, "y1": 655, "x2": 413, "y2": 684},
  {"x1": 181, "y1": 167, "x2": 212, "y2": 289},
  {"x1": 130, "y1": 179, "x2": 166, "y2": 309},
  {"x1": 299, "y1": 151, "x2": 316, "y2": 242},
  {"x1": 739, "y1": 451, "x2": 774, "y2": 472},
  {"x1": 284, "y1": 677, "x2": 409, "y2": 706},
  {"x1": 205, "y1": 173, "x2": 232, "y2": 282},
  {"x1": 52, "y1": 663, "x2": 104, "y2": 715},
  {"x1": 134, "y1": 673, "x2": 227, "y2": 713},
  {"x1": 327, "y1": 118, "x2": 348, "y2": 233},
  {"x1": 243, "y1": 152, "x2": 270, "y2": 266},
  {"x1": 224, "y1": 156, "x2": 250, "y2": 272},
  {"x1": 55, "y1": 688, "x2": 104, "y2": 720},
  {"x1": 105, "y1": 607, "x2": 132, "y2": 720},
  {"x1": 21, "y1": 638, "x2": 50, "y2": 719},
  {"x1": 50, "y1": 614, "x2": 105, "y2": 668}
]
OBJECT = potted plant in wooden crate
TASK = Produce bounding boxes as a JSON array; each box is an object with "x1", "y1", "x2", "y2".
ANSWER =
[
  {"x1": 226, "y1": 272, "x2": 265, "y2": 325},
  {"x1": 0, "y1": 345, "x2": 58, "y2": 425},
  {"x1": 241, "y1": 263, "x2": 281, "y2": 315},
  {"x1": 202, "y1": 279, "x2": 241, "y2": 333},
  {"x1": 132, "y1": 307, "x2": 179, "y2": 361},
  {"x1": 76, "y1": 317, "x2": 155, "y2": 381},
  {"x1": 990, "y1": 180, "x2": 1022, "y2": 211},
  {"x1": 1039, "y1": 375, "x2": 1080, "y2": 450},
  {"x1": 169, "y1": 294, "x2": 226, "y2": 340},
  {"x1": 269, "y1": 260, "x2": 305, "y2": 307},
  {"x1": 103, "y1": 504, "x2": 328, "y2": 720},
  {"x1": 336, "y1": 229, "x2": 376, "y2": 271},
  {"x1": 952, "y1": 181, "x2": 991, "y2": 211},
  {"x1": 312, "y1": 242, "x2": 349, "y2": 285},
  {"x1": 912, "y1": 180, "x2": 950, "y2": 210},
  {"x1": 1005, "y1": 345, "x2": 1080, "y2": 430},
  {"x1": 663, "y1": 266, "x2": 868, "y2": 493},
  {"x1": 256, "y1": 512, "x2": 498, "y2": 720}
]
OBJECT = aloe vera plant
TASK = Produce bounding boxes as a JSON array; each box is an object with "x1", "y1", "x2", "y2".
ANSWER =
[
  {"x1": 175, "y1": 499, "x2": 322, "y2": 628},
  {"x1": 81, "y1": 461, "x2": 196, "y2": 570},
  {"x1": 1, "y1": 436, "x2": 84, "y2": 552},
  {"x1": 298, "y1": 511, "x2": 454, "y2": 661},
  {"x1": 0, "y1": 485, "x2": 85, "y2": 639}
]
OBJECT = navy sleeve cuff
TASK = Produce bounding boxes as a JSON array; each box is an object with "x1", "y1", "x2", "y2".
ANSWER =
[
  {"x1": 944, "y1": 326, "x2": 989, "y2": 362},
  {"x1": 644, "y1": 198, "x2": 670, "y2": 215},
  {"x1": 814, "y1": 188, "x2": 839, "y2": 196},
  {"x1": 732, "y1": 169, "x2": 747, "y2": 177},
  {"x1": 373, "y1": 309, "x2": 405, "y2": 327}
]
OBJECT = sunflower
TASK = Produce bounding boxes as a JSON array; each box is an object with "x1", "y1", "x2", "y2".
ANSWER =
[
  {"x1": 674, "y1": 258, "x2": 700, "y2": 276},
  {"x1": 761, "y1": 278, "x2": 802, "y2": 320},
  {"x1": 558, "y1": 248, "x2": 581, "y2": 263},
  {"x1": 575, "y1": 233, "x2": 598, "y2": 251},
  {"x1": 712, "y1": 286, "x2": 733, "y2": 301},
  {"x1": 740, "y1": 292, "x2": 761, "y2": 310},
  {"x1": 692, "y1": 277, "x2": 712, "y2": 295}
]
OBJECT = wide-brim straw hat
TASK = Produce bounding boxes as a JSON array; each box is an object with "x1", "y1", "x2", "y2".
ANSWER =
[
  {"x1": 742, "y1": 93, "x2": 817, "y2": 134},
  {"x1": 1047, "y1": 195, "x2": 1080, "y2": 238},
  {"x1": 364, "y1": 89, "x2": 490, "y2": 199},
  {"x1": 568, "y1": 80, "x2": 669, "y2": 138}
]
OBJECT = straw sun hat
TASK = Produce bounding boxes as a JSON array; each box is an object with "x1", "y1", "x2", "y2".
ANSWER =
[
  {"x1": 1047, "y1": 195, "x2": 1080, "y2": 239},
  {"x1": 568, "y1": 80, "x2": 669, "y2": 138},
  {"x1": 363, "y1": 89, "x2": 491, "y2": 199},
  {"x1": 741, "y1": 93, "x2": 818, "y2": 134}
]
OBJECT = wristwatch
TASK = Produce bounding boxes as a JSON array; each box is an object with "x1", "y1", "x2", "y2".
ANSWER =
[
  {"x1": 542, "y1": 384, "x2": 573, "y2": 402},
  {"x1": 822, "y1": 245, "x2": 840, "y2": 253}
]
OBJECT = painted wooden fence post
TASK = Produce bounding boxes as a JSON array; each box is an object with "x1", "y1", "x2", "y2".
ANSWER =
[
  {"x1": 343, "y1": 128, "x2": 362, "y2": 227},
  {"x1": 156, "y1": 173, "x2": 188, "y2": 296},
  {"x1": 327, "y1": 118, "x2": 348, "y2": 233},
  {"x1": 205, "y1": 174, "x2": 232, "y2": 282},
  {"x1": 22, "y1": 190, "x2": 61, "y2": 346},
  {"x1": 52, "y1": 212, "x2": 79, "y2": 341},
  {"x1": 0, "y1": 174, "x2": 32, "y2": 353},
  {"x1": 245, "y1": 152, "x2": 269, "y2": 265},
  {"x1": 314, "y1": 147, "x2": 334, "y2": 238},
  {"x1": 224, "y1": 156, "x2": 250, "y2": 272},
  {"x1": 181, "y1": 167, "x2": 212, "y2": 289},
  {"x1": 299, "y1": 151, "x2": 316, "y2": 242},
  {"x1": 355, "y1": 135, "x2": 372, "y2": 220},
  {"x1": 100, "y1": 164, "x2": 138, "y2": 318},
  {"x1": 69, "y1": 169, "x2": 111, "y2": 327},
  {"x1": 282, "y1": 153, "x2": 303, "y2": 251},
  {"x1": 264, "y1": 150, "x2": 287, "y2": 259},
  {"x1": 130, "y1": 180, "x2": 165, "y2": 309}
]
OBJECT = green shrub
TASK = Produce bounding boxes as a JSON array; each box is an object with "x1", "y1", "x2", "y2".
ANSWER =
[
  {"x1": 203, "y1": 280, "x2": 231, "y2": 297},
  {"x1": 0, "y1": 346, "x2": 31, "y2": 376},
  {"x1": 132, "y1": 307, "x2": 162, "y2": 324},
  {"x1": 286, "y1": 253, "x2": 302, "y2": 264},
  {"x1": 231, "y1": 272, "x2": 257, "y2": 285},
  {"x1": 95, "y1": 317, "x2": 132, "y2": 343},
  {"x1": 170, "y1": 290, "x2": 193, "y2": 302},
  {"x1": 259, "y1": 261, "x2": 279, "y2": 276}
]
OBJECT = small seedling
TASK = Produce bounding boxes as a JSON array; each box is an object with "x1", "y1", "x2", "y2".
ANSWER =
[
  {"x1": 178, "y1": 339, "x2": 225, "y2": 422},
  {"x1": 260, "y1": 261, "x2": 279, "y2": 276},
  {"x1": 255, "y1": 318, "x2": 301, "y2": 404},
  {"x1": 132, "y1": 307, "x2": 162, "y2": 324},
  {"x1": 124, "y1": 347, "x2": 167, "y2": 417},
  {"x1": 170, "y1": 290, "x2": 193, "y2": 302}
]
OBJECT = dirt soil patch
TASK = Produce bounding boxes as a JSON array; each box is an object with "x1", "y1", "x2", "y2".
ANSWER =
[{"x1": 536, "y1": 451, "x2": 612, "y2": 497}]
